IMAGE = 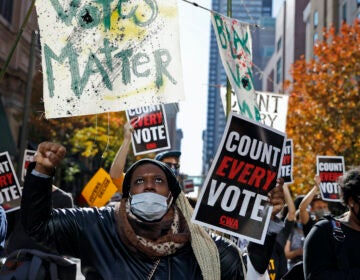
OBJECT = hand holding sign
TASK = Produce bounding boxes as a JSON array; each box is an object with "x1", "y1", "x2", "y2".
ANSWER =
[
  {"x1": 192, "y1": 112, "x2": 287, "y2": 244},
  {"x1": 268, "y1": 178, "x2": 285, "y2": 219},
  {"x1": 316, "y1": 156, "x2": 344, "y2": 202},
  {"x1": 34, "y1": 142, "x2": 67, "y2": 176}
]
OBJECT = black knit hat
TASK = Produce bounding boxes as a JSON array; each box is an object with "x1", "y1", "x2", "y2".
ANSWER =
[{"x1": 122, "y1": 158, "x2": 182, "y2": 200}]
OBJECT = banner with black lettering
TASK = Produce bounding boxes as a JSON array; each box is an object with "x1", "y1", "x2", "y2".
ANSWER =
[
  {"x1": 279, "y1": 139, "x2": 293, "y2": 183},
  {"x1": 316, "y1": 156, "x2": 345, "y2": 202},
  {"x1": 126, "y1": 105, "x2": 170, "y2": 155},
  {"x1": 220, "y1": 88, "x2": 289, "y2": 132},
  {"x1": 0, "y1": 152, "x2": 22, "y2": 212},
  {"x1": 21, "y1": 149, "x2": 36, "y2": 182},
  {"x1": 192, "y1": 112, "x2": 286, "y2": 244}
]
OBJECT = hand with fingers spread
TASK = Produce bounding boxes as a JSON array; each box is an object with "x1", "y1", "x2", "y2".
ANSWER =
[{"x1": 34, "y1": 142, "x2": 66, "y2": 176}]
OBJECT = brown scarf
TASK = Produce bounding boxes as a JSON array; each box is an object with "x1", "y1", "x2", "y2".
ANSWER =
[{"x1": 114, "y1": 198, "x2": 191, "y2": 258}]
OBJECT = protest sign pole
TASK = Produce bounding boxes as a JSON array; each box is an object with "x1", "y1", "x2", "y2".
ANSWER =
[
  {"x1": 17, "y1": 31, "x2": 36, "y2": 179},
  {"x1": 225, "y1": 0, "x2": 232, "y2": 118},
  {"x1": 0, "y1": 0, "x2": 36, "y2": 84}
]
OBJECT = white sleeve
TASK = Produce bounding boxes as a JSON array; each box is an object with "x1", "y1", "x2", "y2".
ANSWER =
[{"x1": 246, "y1": 258, "x2": 270, "y2": 280}]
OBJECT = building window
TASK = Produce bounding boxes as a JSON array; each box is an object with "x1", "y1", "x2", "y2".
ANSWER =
[
  {"x1": 342, "y1": 3, "x2": 347, "y2": 23},
  {"x1": 277, "y1": 37, "x2": 282, "y2": 52},
  {"x1": 276, "y1": 58, "x2": 282, "y2": 84},
  {"x1": 0, "y1": 0, "x2": 13, "y2": 23},
  {"x1": 314, "y1": 11, "x2": 318, "y2": 28}
]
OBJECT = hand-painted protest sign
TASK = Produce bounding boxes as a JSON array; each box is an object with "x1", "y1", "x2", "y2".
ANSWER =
[
  {"x1": 0, "y1": 152, "x2": 22, "y2": 212},
  {"x1": 192, "y1": 112, "x2": 286, "y2": 244},
  {"x1": 279, "y1": 139, "x2": 293, "y2": 183},
  {"x1": 212, "y1": 13, "x2": 259, "y2": 121},
  {"x1": 126, "y1": 105, "x2": 170, "y2": 155},
  {"x1": 21, "y1": 149, "x2": 36, "y2": 182},
  {"x1": 183, "y1": 179, "x2": 194, "y2": 193},
  {"x1": 35, "y1": 0, "x2": 184, "y2": 118},
  {"x1": 81, "y1": 168, "x2": 117, "y2": 207},
  {"x1": 220, "y1": 88, "x2": 289, "y2": 132},
  {"x1": 316, "y1": 156, "x2": 345, "y2": 202}
]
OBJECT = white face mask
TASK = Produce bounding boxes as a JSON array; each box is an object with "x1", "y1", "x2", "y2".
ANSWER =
[{"x1": 130, "y1": 192, "x2": 173, "y2": 221}]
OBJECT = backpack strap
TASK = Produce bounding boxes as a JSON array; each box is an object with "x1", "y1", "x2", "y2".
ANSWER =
[
  {"x1": 28, "y1": 255, "x2": 44, "y2": 280},
  {"x1": 49, "y1": 261, "x2": 59, "y2": 280},
  {"x1": 331, "y1": 219, "x2": 346, "y2": 242},
  {"x1": 326, "y1": 216, "x2": 348, "y2": 270}
]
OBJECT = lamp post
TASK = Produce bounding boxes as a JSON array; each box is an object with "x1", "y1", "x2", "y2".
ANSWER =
[{"x1": 225, "y1": 0, "x2": 232, "y2": 118}]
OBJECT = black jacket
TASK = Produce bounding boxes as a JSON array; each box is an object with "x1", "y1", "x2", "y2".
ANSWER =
[
  {"x1": 304, "y1": 217, "x2": 360, "y2": 279},
  {"x1": 21, "y1": 163, "x2": 276, "y2": 279}
]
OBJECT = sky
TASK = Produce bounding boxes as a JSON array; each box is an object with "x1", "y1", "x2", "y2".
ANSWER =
[{"x1": 176, "y1": 0, "x2": 283, "y2": 176}]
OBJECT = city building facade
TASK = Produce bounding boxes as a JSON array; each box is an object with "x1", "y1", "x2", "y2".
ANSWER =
[
  {"x1": 262, "y1": 0, "x2": 309, "y2": 93},
  {"x1": 262, "y1": 0, "x2": 360, "y2": 95},
  {"x1": 0, "y1": 1, "x2": 40, "y2": 159}
]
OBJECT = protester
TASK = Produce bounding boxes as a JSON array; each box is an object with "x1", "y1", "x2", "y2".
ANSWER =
[
  {"x1": 298, "y1": 175, "x2": 330, "y2": 236},
  {"x1": 109, "y1": 121, "x2": 134, "y2": 194},
  {"x1": 110, "y1": 120, "x2": 182, "y2": 193},
  {"x1": 268, "y1": 183, "x2": 296, "y2": 280},
  {"x1": 21, "y1": 141, "x2": 286, "y2": 279},
  {"x1": 0, "y1": 206, "x2": 7, "y2": 257},
  {"x1": 304, "y1": 167, "x2": 360, "y2": 279},
  {"x1": 154, "y1": 150, "x2": 181, "y2": 177},
  {"x1": 284, "y1": 210, "x2": 304, "y2": 270}
]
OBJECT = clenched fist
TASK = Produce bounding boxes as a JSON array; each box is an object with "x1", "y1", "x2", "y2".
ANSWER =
[{"x1": 34, "y1": 142, "x2": 66, "y2": 176}]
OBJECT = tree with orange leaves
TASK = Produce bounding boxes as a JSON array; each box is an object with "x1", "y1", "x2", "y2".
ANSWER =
[{"x1": 286, "y1": 19, "x2": 360, "y2": 194}]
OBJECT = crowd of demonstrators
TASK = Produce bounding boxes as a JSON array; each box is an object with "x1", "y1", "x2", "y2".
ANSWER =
[
  {"x1": 19, "y1": 141, "x2": 286, "y2": 279},
  {"x1": 1, "y1": 120, "x2": 357, "y2": 279},
  {"x1": 304, "y1": 167, "x2": 360, "y2": 279},
  {"x1": 270, "y1": 170, "x2": 360, "y2": 280}
]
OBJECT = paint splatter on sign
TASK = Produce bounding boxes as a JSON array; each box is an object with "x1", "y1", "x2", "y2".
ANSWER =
[{"x1": 36, "y1": 0, "x2": 184, "y2": 118}]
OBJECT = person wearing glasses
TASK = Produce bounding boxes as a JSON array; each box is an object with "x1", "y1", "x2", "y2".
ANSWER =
[
  {"x1": 110, "y1": 121, "x2": 182, "y2": 195},
  {"x1": 154, "y1": 150, "x2": 181, "y2": 176}
]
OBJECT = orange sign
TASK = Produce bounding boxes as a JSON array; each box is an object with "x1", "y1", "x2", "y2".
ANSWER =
[{"x1": 82, "y1": 168, "x2": 117, "y2": 207}]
